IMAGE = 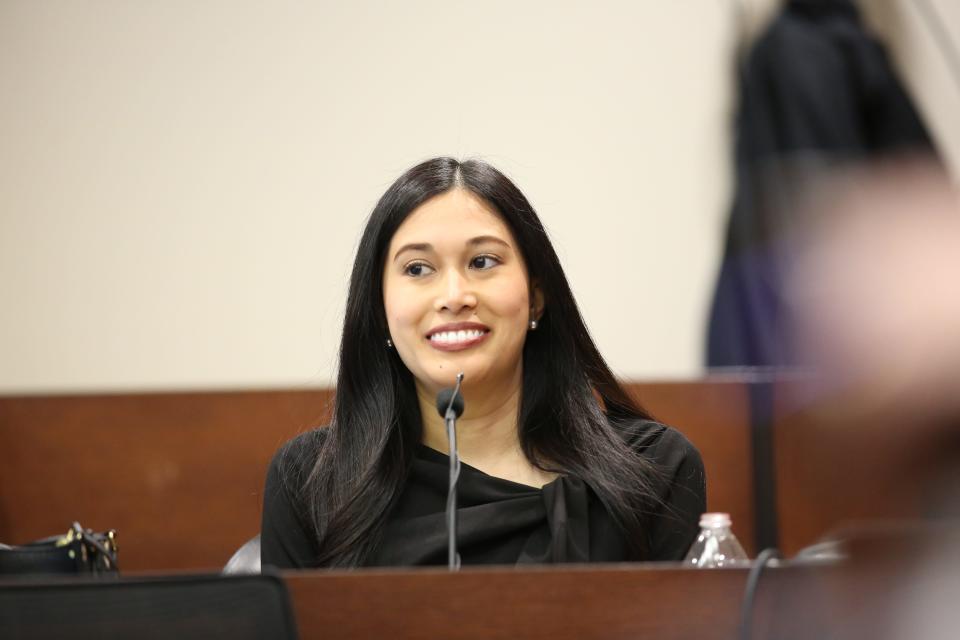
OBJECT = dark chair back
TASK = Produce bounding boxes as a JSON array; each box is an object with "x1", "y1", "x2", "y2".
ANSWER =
[{"x1": 0, "y1": 574, "x2": 297, "y2": 640}]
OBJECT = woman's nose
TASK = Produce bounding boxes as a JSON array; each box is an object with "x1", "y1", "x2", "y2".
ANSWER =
[{"x1": 434, "y1": 269, "x2": 477, "y2": 313}]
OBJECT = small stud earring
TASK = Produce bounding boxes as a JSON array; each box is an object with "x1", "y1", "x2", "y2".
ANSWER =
[
  {"x1": 386, "y1": 338, "x2": 393, "y2": 348},
  {"x1": 529, "y1": 320, "x2": 538, "y2": 330}
]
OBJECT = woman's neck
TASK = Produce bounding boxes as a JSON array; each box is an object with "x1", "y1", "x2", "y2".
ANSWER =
[{"x1": 417, "y1": 374, "x2": 557, "y2": 488}]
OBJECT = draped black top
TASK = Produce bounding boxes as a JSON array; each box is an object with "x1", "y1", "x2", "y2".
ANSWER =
[{"x1": 260, "y1": 421, "x2": 705, "y2": 568}]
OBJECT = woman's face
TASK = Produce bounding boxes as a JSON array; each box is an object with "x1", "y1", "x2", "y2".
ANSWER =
[{"x1": 383, "y1": 189, "x2": 542, "y2": 398}]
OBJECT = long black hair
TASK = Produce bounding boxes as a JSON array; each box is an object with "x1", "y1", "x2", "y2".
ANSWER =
[{"x1": 298, "y1": 157, "x2": 662, "y2": 566}]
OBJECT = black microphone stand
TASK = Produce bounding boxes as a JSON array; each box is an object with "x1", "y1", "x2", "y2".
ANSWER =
[{"x1": 437, "y1": 373, "x2": 464, "y2": 571}]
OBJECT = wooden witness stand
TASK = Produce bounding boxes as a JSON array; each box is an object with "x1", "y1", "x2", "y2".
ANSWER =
[
  {"x1": 283, "y1": 563, "x2": 750, "y2": 640},
  {"x1": 283, "y1": 542, "x2": 928, "y2": 640}
]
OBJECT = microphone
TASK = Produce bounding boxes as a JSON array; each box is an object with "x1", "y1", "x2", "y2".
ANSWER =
[
  {"x1": 435, "y1": 372, "x2": 464, "y2": 571},
  {"x1": 435, "y1": 387, "x2": 464, "y2": 420}
]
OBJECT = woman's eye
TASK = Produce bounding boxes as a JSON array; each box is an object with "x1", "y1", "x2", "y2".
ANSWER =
[
  {"x1": 470, "y1": 255, "x2": 500, "y2": 270},
  {"x1": 403, "y1": 262, "x2": 434, "y2": 277}
]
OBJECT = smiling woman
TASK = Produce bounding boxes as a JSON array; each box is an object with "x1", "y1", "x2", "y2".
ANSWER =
[
  {"x1": 261, "y1": 158, "x2": 705, "y2": 568},
  {"x1": 383, "y1": 190, "x2": 537, "y2": 398}
]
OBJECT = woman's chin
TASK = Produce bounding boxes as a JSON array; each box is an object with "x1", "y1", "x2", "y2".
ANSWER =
[
  {"x1": 411, "y1": 354, "x2": 520, "y2": 399},
  {"x1": 415, "y1": 366, "x2": 486, "y2": 397}
]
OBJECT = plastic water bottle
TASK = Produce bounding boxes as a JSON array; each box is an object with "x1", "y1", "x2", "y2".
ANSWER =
[{"x1": 683, "y1": 512, "x2": 749, "y2": 567}]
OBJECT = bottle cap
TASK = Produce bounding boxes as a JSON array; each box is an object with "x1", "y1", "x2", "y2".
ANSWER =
[{"x1": 699, "y1": 512, "x2": 732, "y2": 528}]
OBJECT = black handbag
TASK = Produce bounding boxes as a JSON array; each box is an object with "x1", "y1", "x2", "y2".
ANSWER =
[{"x1": 0, "y1": 522, "x2": 118, "y2": 577}]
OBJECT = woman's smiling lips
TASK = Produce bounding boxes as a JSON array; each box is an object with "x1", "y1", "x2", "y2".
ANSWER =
[{"x1": 426, "y1": 322, "x2": 491, "y2": 352}]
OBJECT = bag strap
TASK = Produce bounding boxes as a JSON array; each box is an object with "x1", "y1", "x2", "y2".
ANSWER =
[{"x1": 64, "y1": 522, "x2": 119, "y2": 572}]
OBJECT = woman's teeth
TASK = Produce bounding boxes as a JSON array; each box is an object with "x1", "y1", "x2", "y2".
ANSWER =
[{"x1": 429, "y1": 329, "x2": 486, "y2": 344}]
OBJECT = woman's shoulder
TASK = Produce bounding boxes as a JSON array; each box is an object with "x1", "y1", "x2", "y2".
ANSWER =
[
  {"x1": 277, "y1": 426, "x2": 329, "y2": 457},
  {"x1": 262, "y1": 427, "x2": 329, "y2": 524},
  {"x1": 610, "y1": 417, "x2": 706, "y2": 561},
  {"x1": 270, "y1": 426, "x2": 329, "y2": 477},
  {"x1": 610, "y1": 417, "x2": 703, "y2": 470},
  {"x1": 262, "y1": 427, "x2": 328, "y2": 568}
]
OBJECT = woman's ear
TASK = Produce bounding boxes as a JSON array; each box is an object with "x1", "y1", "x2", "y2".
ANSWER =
[{"x1": 530, "y1": 280, "x2": 545, "y2": 321}]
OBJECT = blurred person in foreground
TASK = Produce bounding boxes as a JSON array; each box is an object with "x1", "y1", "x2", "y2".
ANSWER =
[
  {"x1": 260, "y1": 158, "x2": 705, "y2": 569},
  {"x1": 783, "y1": 160, "x2": 960, "y2": 640},
  {"x1": 787, "y1": 160, "x2": 960, "y2": 462}
]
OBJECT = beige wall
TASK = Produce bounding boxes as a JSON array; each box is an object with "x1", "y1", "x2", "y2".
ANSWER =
[{"x1": 0, "y1": 1, "x2": 957, "y2": 393}]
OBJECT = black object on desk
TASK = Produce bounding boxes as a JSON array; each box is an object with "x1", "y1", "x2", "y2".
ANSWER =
[{"x1": 0, "y1": 573, "x2": 298, "y2": 640}]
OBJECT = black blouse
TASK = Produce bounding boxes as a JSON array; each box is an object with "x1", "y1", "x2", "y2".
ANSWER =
[{"x1": 261, "y1": 421, "x2": 705, "y2": 569}]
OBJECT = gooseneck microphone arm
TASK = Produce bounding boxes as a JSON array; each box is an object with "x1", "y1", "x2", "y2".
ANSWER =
[{"x1": 435, "y1": 372, "x2": 465, "y2": 571}]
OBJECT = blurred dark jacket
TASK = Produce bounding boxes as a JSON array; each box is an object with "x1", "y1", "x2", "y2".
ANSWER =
[{"x1": 706, "y1": 0, "x2": 937, "y2": 367}]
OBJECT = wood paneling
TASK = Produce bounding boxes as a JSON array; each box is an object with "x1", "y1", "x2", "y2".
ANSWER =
[
  {"x1": 286, "y1": 565, "x2": 748, "y2": 640},
  {"x1": 771, "y1": 379, "x2": 953, "y2": 555},
  {"x1": 0, "y1": 390, "x2": 333, "y2": 570},
  {"x1": 0, "y1": 379, "x2": 756, "y2": 570},
  {"x1": 285, "y1": 555, "x2": 934, "y2": 640}
]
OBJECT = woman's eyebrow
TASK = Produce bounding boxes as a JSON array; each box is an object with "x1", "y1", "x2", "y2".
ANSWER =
[
  {"x1": 393, "y1": 236, "x2": 511, "y2": 261},
  {"x1": 393, "y1": 242, "x2": 432, "y2": 261},
  {"x1": 468, "y1": 235, "x2": 511, "y2": 249}
]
